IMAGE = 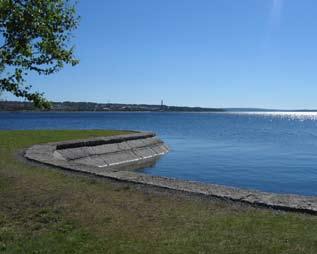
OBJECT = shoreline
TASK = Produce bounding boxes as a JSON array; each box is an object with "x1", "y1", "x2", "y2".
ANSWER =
[
  {"x1": 2, "y1": 129, "x2": 317, "y2": 253},
  {"x1": 24, "y1": 132, "x2": 317, "y2": 214}
]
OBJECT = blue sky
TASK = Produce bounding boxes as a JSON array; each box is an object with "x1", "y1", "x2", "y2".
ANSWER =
[{"x1": 6, "y1": 0, "x2": 317, "y2": 109}]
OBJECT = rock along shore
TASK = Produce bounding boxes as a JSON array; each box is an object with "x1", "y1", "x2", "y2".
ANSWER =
[{"x1": 24, "y1": 132, "x2": 317, "y2": 214}]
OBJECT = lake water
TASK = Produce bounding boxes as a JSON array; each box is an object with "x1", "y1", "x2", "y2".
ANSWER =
[{"x1": 2, "y1": 111, "x2": 317, "y2": 196}]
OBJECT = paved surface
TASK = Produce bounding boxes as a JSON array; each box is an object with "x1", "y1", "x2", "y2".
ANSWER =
[
  {"x1": 54, "y1": 132, "x2": 168, "y2": 169},
  {"x1": 25, "y1": 132, "x2": 317, "y2": 214}
]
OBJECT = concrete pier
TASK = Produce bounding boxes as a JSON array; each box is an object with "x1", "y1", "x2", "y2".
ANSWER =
[{"x1": 25, "y1": 132, "x2": 168, "y2": 171}]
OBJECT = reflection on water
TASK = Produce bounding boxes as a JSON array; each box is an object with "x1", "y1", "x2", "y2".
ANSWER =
[{"x1": 232, "y1": 111, "x2": 317, "y2": 121}]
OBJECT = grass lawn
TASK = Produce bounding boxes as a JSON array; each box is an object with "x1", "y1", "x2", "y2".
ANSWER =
[{"x1": 1, "y1": 130, "x2": 317, "y2": 254}]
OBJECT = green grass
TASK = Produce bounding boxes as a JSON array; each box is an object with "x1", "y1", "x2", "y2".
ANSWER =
[{"x1": 1, "y1": 130, "x2": 317, "y2": 253}]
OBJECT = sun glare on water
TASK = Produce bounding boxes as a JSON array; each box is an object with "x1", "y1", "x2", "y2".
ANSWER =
[{"x1": 234, "y1": 112, "x2": 317, "y2": 121}]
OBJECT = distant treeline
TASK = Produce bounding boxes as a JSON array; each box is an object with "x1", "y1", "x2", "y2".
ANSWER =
[{"x1": 0, "y1": 101, "x2": 225, "y2": 112}]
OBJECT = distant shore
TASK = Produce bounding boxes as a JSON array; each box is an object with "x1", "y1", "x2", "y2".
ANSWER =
[
  {"x1": 0, "y1": 101, "x2": 225, "y2": 112},
  {"x1": 1, "y1": 100, "x2": 317, "y2": 112}
]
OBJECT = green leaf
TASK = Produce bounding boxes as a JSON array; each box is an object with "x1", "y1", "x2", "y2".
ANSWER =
[{"x1": 0, "y1": 0, "x2": 79, "y2": 108}]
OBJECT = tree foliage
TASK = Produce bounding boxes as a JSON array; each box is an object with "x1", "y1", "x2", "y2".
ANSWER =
[{"x1": 0, "y1": 0, "x2": 79, "y2": 108}]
